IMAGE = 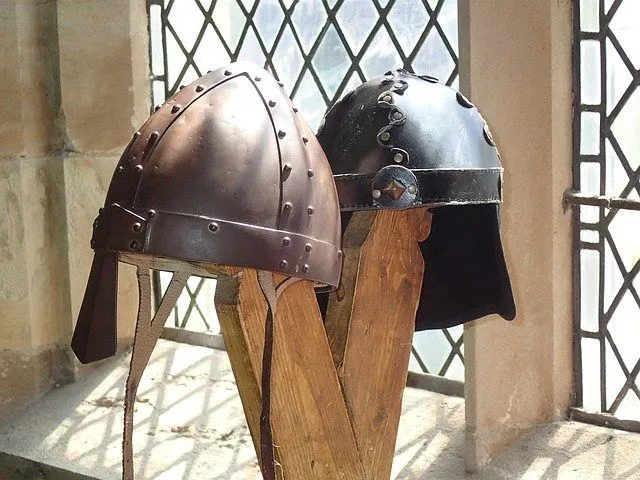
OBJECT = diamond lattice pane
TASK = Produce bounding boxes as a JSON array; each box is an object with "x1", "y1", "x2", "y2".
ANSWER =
[
  {"x1": 336, "y1": 0, "x2": 379, "y2": 54},
  {"x1": 387, "y1": 0, "x2": 429, "y2": 56},
  {"x1": 312, "y1": 25, "x2": 351, "y2": 100},
  {"x1": 212, "y1": 0, "x2": 245, "y2": 52},
  {"x1": 609, "y1": 0, "x2": 640, "y2": 69}
]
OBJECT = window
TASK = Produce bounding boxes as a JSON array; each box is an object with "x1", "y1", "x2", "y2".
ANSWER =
[
  {"x1": 569, "y1": 0, "x2": 640, "y2": 430},
  {"x1": 148, "y1": 0, "x2": 464, "y2": 383}
]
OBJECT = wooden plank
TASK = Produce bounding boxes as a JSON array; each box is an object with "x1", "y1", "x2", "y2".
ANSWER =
[
  {"x1": 214, "y1": 267, "x2": 366, "y2": 479},
  {"x1": 324, "y1": 208, "x2": 431, "y2": 480}
]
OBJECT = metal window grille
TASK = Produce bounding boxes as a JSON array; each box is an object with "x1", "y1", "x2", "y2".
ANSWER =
[
  {"x1": 147, "y1": 0, "x2": 464, "y2": 383},
  {"x1": 567, "y1": 0, "x2": 640, "y2": 432}
]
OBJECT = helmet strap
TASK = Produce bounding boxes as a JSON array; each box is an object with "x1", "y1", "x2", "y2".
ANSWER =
[
  {"x1": 122, "y1": 263, "x2": 188, "y2": 479},
  {"x1": 256, "y1": 271, "x2": 299, "y2": 480}
]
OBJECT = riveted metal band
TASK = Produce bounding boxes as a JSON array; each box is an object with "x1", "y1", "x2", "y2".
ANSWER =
[
  {"x1": 334, "y1": 167, "x2": 504, "y2": 211},
  {"x1": 91, "y1": 204, "x2": 341, "y2": 288}
]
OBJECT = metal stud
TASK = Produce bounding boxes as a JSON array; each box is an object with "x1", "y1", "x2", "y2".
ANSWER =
[
  {"x1": 337, "y1": 250, "x2": 343, "y2": 259},
  {"x1": 129, "y1": 239, "x2": 140, "y2": 251},
  {"x1": 196, "y1": 85, "x2": 204, "y2": 92},
  {"x1": 147, "y1": 209, "x2": 156, "y2": 218},
  {"x1": 117, "y1": 165, "x2": 124, "y2": 172},
  {"x1": 372, "y1": 189, "x2": 382, "y2": 199},
  {"x1": 282, "y1": 237, "x2": 291, "y2": 247},
  {"x1": 134, "y1": 164, "x2": 143, "y2": 173},
  {"x1": 380, "y1": 132, "x2": 391, "y2": 141},
  {"x1": 483, "y1": 124, "x2": 496, "y2": 146},
  {"x1": 171, "y1": 105, "x2": 180, "y2": 114},
  {"x1": 268, "y1": 100, "x2": 276, "y2": 107},
  {"x1": 278, "y1": 130, "x2": 286, "y2": 139},
  {"x1": 408, "y1": 184, "x2": 417, "y2": 194},
  {"x1": 393, "y1": 111, "x2": 403, "y2": 120},
  {"x1": 393, "y1": 153, "x2": 403, "y2": 163},
  {"x1": 307, "y1": 206, "x2": 314, "y2": 215},
  {"x1": 283, "y1": 201, "x2": 293, "y2": 210},
  {"x1": 456, "y1": 92, "x2": 474, "y2": 109},
  {"x1": 307, "y1": 169, "x2": 315, "y2": 178},
  {"x1": 208, "y1": 222, "x2": 219, "y2": 232},
  {"x1": 301, "y1": 264, "x2": 310, "y2": 273},
  {"x1": 279, "y1": 260, "x2": 288, "y2": 269},
  {"x1": 382, "y1": 94, "x2": 392, "y2": 102},
  {"x1": 132, "y1": 222, "x2": 142, "y2": 232},
  {"x1": 224, "y1": 70, "x2": 232, "y2": 76},
  {"x1": 305, "y1": 243, "x2": 313, "y2": 252}
]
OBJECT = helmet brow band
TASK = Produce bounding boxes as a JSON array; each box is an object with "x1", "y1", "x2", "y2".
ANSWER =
[{"x1": 122, "y1": 265, "x2": 189, "y2": 480}]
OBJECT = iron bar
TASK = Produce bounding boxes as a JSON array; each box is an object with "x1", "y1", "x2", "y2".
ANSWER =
[{"x1": 564, "y1": 191, "x2": 640, "y2": 211}]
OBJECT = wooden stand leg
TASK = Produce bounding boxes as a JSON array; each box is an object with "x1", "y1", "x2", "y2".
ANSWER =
[
  {"x1": 214, "y1": 267, "x2": 366, "y2": 479},
  {"x1": 324, "y1": 208, "x2": 431, "y2": 480}
]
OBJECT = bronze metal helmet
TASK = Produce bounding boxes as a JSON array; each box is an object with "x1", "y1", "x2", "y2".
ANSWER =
[
  {"x1": 72, "y1": 61, "x2": 343, "y2": 364},
  {"x1": 316, "y1": 68, "x2": 515, "y2": 330}
]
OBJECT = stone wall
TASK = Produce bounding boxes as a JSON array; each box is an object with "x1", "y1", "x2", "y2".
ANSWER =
[{"x1": 0, "y1": 0, "x2": 149, "y2": 420}]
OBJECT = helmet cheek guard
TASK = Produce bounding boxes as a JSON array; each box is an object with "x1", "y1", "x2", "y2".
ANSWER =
[{"x1": 317, "y1": 68, "x2": 515, "y2": 330}]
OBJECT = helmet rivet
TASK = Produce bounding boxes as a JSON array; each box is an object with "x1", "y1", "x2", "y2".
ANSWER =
[
  {"x1": 224, "y1": 70, "x2": 232, "y2": 76},
  {"x1": 171, "y1": 105, "x2": 180, "y2": 114},
  {"x1": 208, "y1": 222, "x2": 219, "y2": 232},
  {"x1": 393, "y1": 153, "x2": 403, "y2": 163},
  {"x1": 305, "y1": 243, "x2": 313, "y2": 252},
  {"x1": 283, "y1": 202, "x2": 293, "y2": 211},
  {"x1": 279, "y1": 260, "x2": 288, "y2": 269},
  {"x1": 129, "y1": 239, "x2": 140, "y2": 251},
  {"x1": 301, "y1": 264, "x2": 310, "y2": 273},
  {"x1": 380, "y1": 132, "x2": 391, "y2": 141},
  {"x1": 132, "y1": 222, "x2": 142, "y2": 232},
  {"x1": 282, "y1": 237, "x2": 291, "y2": 247},
  {"x1": 382, "y1": 94, "x2": 392, "y2": 102},
  {"x1": 196, "y1": 85, "x2": 204, "y2": 92},
  {"x1": 307, "y1": 169, "x2": 315, "y2": 178},
  {"x1": 393, "y1": 111, "x2": 403, "y2": 120},
  {"x1": 147, "y1": 209, "x2": 156, "y2": 218},
  {"x1": 408, "y1": 184, "x2": 417, "y2": 194},
  {"x1": 117, "y1": 165, "x2": 124, "y2": 172},
  {"x1": 278, "y1": 130, "x2": 286, "y2": 139},
  {"x1": 134, "y1": 164, "x2": 143, "y2": 173},
  {"x1": 456, "y1": 92, "x2": 474, "y2": 109},
  {"x1": 372, "y1": 189, "x2": 382, "y2": 199},
  {"x1": 268, "y1": 100, "x2": 276, "y2": 107},
  {"x1": 307, "y1": 206, "x2": 314, "y2": 215}
]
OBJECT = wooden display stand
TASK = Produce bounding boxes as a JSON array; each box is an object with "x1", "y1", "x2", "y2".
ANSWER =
[{"x1": 214, "y1": 207, "x2": 431, "y2": 479}]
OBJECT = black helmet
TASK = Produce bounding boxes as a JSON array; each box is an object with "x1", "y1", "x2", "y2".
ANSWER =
[{"x1": 317, "y1": 69, "x2": 515, "y2": 329}]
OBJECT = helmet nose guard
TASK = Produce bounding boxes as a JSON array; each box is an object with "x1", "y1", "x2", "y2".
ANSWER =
[{"x1": 316, "y1": 68, "x2": 515, "y2": 330}]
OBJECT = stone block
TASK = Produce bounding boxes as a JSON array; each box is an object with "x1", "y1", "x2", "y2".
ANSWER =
[
  {"x1": 57, "y1": 0, "x2": 150, "y2": 153},
  {"x1": 0, "y1": 0, "x2": 61, "y2": 157}
]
